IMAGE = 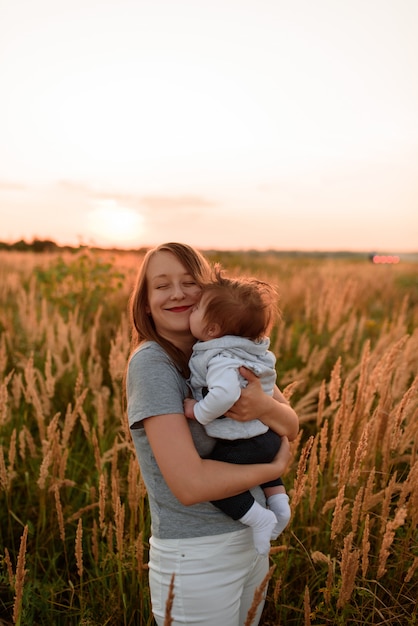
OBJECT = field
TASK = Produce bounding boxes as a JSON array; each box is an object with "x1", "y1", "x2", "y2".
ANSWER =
[{"x1": 0, "y1": 249, "x2": 417, "y2": 625}]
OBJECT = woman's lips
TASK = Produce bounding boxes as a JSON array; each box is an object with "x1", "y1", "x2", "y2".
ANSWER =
[{"x1": 167, "y1": 305, "x2": 191, "y2": 313}]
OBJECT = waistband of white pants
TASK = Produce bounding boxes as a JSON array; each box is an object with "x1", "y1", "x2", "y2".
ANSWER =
[{"x1": 150, "y1": 527, "x2": 251, "y2": 550}]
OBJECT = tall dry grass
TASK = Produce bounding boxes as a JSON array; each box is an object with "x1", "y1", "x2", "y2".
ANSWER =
[{"x1": 0, "y1": 249, "x2": 417, "y2": 625}]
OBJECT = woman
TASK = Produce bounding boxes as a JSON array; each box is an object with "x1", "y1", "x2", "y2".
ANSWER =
[{"x1": 126, "y1": 243, "x2": 299, "y2": 626}]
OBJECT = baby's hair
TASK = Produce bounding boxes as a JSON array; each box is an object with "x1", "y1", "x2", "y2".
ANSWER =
[{"x1": 201, "y1": 264, "x2": 280, "y2": 340}]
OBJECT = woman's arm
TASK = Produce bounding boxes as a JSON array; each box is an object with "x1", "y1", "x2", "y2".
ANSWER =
[
  {"x1": 224, "y1": 367, "x2": 299, "y2": 441},
  {"x1": 143, "y1": 413, "x2": 291, "y2": 506}
]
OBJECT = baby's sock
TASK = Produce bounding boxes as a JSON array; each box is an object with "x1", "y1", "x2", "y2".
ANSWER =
[
  {"x1": 239, "y1": 502, "x2": 277, "y2": 555},
  {"x1": 267, "y1": 493, "x2": 291, "y2": 539}
]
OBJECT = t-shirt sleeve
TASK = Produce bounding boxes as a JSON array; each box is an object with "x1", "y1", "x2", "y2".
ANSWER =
[{"x1": 127, "y1": 344, "x2": 187, "y2": 428}]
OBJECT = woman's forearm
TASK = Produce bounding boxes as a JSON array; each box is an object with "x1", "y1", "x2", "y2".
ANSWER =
[
  {"x1": 259, "y1": 389, "x2": 299, "y2": 441},
  {"x1": 186, "y1": 437, "x2": 290, "y2": 505},
  {"x1": 144, "y1": 413, "x2": 291, "y2": 506}
]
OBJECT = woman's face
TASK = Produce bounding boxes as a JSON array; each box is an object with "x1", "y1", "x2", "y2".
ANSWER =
[{"x1": 146, "y1": 251, "x2": 202, "y2": 344}]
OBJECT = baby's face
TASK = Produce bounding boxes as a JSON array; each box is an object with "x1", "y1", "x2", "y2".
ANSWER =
[{"x1": 189, "y1": 294, "x2": 211, "y2": 341}]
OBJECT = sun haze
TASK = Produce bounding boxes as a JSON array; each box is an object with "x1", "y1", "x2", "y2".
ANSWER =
[
  {"x1": 1, "y1": 0, "x2": 417, "y2": 252},
  {"x1": 85, "y1": 201, "x2": 144, "y2": 247}
]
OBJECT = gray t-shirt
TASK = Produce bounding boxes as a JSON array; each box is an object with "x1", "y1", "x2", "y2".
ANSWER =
[{"x1": 127, "y1": 341, "x2": 265, "y2": 539}]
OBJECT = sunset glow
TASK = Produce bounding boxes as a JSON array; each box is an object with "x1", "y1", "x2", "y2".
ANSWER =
[
  {"x1": 85, "y1": 202, "x2": 144, "y2": 246},
  {"x1": 1, "y1": 0, "x2": 417, "y2": 252}
]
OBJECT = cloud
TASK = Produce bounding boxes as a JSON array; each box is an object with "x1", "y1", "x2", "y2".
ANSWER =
[
  {"x1": 140, "y1": 195, "x2": 216, "y2": 211},
  {"x1": 56, "y1": 181, "x2": 144, "y2": 208},
  {"x1": 0, "y1": 182, "x2": 90, "y2": 244},
  {"x1": 0, "y1": 180, "x2": 28, "y2": 191},
  {"x1": 55, "y1": 182, "x2": 218, "y2": 216}
]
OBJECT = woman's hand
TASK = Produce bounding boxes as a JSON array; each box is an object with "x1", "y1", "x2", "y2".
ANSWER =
[
  {"x1": 225, "y1": 367, "x2": 299, "y2": 441},
  {"x1": 271, "y1": 436, "x2": 291, "y2": 476},
  {"x1": 183, "y1": 397, "x2": 197, "y2": 420},
  {"x1": 224, "y1": 367, "x2": 265, "y2": 422}
]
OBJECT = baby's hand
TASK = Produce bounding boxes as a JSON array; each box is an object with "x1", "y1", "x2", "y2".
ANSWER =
[{"x1": 183, "y1": 398, "x2": 197, "y2": 420}]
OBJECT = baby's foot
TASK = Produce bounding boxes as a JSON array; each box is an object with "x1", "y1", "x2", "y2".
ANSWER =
[
  {"x1": 250, "y1": 509, "x2": 277, "y2": 555},
  {"x1": 267, "y1": 494, "x2": 291, "y2": 539}
]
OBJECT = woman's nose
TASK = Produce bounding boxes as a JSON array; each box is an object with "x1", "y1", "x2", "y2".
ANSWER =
[{"x1": 170, "y1": 283, "x2": 185, "y2": 299}]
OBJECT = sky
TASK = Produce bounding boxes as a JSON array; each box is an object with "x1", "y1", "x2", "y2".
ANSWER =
[{"x1": 1, "y1": 0, "x2": 417, "y2": 252}]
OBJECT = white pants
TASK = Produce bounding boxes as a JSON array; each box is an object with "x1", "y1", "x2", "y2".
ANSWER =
[{"x1": 149, "y1": 528, "x2": 269, "y2": 626}]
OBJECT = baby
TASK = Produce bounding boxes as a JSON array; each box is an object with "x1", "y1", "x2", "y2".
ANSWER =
[{"x1": 184, "y1": 266, "x2": 291, "y2": 555}]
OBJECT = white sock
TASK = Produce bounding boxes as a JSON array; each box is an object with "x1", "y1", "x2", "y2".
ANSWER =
[
  {"x1": 239, "y1": 501, "x2": 277, "y2": 555},
  {"x1": 267, "y1": 493, "x2": 291, "y2": 539}
]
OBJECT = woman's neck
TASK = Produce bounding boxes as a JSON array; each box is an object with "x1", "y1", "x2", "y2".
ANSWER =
[{"x1": 162, "y1": 331, "x2": 196, "y2": 359}]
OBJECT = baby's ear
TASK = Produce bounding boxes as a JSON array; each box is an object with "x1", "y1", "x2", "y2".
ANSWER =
[{"x1": 207, "y1": 323, "x2": 221, "y2": 338}]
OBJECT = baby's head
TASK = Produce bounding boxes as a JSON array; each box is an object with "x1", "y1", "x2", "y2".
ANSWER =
[{"x1": 190, "y1": 265, "x2": 279, "y2": 341}]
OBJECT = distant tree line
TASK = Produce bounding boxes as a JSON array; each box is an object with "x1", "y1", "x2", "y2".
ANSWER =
[
  {"x1": 0, "y1": 238, "x2": 149, "y2": 254},
  {"x1": 1, "y1": 239, "x2": 405, "y2": 261},
  {"x1": 0, "y1": 238, "x2": 77, "y2": 253}
]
